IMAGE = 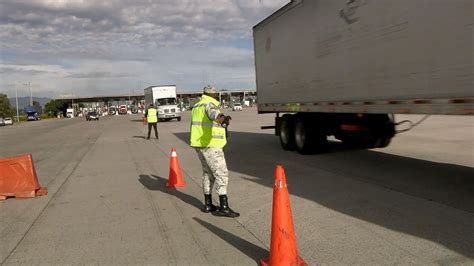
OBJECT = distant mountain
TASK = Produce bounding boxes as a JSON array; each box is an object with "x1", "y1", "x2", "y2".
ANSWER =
[{"x1": 8, "y1": 97, "x2": 52, "y2": 110}]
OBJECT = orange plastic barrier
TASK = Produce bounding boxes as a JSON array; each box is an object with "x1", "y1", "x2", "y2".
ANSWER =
[
  {"x1": 261, "y1": 165, "x2": 307, "y2": 266},
  {"x1": 0, "y1": 154, "x2": 48, "y2": 200},
  {"x1": 166, "y1": 148, "x2": 186, "y2": 188}
]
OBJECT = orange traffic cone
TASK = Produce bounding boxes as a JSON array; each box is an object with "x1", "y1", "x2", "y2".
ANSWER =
[
  {"x1": 0, "y1": 154, "x2": 48, "y2": 200},
  {"x1": 261, "y1": 165, "x2": 307, "y2": 266},
  {"x1": 143, "y1": 117, "x2": 147, "y2": 126},
  {"x1": 166, "y1": 148, "x2": 186, "y2": 188}
]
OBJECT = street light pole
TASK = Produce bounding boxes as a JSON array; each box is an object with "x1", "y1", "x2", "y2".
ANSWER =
[
  {"x1": 29, "y1": 82, "x2": 32, "y2": 106},
  {"x1": 15, "y1": 84, "x2": 19, "y2": 122}
]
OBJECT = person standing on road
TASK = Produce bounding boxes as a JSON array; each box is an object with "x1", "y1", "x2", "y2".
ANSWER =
[
  {"x1": 145, "y1": 103, "x2": 159, "y2": 140},
  {"x1": 190, "y1": 85, "x2": 239, "y2": 218}
]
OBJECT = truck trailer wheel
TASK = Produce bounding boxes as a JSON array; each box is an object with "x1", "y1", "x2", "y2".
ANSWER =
[
  {"x1": 341, "y1": 131, "x2": 392, "y2": 149},
  {"x1": 340, "y1": 114, "x2": 394, "y2": 149},
  {"x1": 374, "y1": 137, "x2": 391, "y2": 148},
  {"x1": 294, "y1": 116, "x2": 328, "y2": 154},
  {"x1": 279, "y1": 114, "x2": 295, "y2": 150}
]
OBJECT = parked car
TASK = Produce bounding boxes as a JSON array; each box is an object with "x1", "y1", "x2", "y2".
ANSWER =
[
  {"x1": 4, "y1": 117, "x2": 13, "y2": 125},
  {"x1": 86, "y1": 111, "x2": 99, "y2": 121},
  {"x1": 232, "y1": 103, "x2": 243, "y2": 111},
  {"x1": 0, "y1": 118, "x2": 5, "y2": 126}
]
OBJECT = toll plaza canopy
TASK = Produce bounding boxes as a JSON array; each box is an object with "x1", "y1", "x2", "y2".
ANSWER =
[
  {"x1": 55, "y1": 93, "x2": 145, "y2": 104},
  {"x1": 55, "y1": 89, "x2": 257, "y2": 104}
]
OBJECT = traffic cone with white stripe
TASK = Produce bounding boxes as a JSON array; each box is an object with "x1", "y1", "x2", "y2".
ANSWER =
[
  {"x1": 261, "y1": 165, "x2": 307, "y2": 266},
  {"x1": 166, "y1": 148, "x2": 186, "y2": 188}
]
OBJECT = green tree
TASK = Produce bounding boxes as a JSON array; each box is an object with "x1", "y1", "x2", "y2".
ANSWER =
[
  {"x1": 44, "y1": 100, "x2": 68, "y2": 117},
  {"x1": 33, "y1": 100, "x2": 43, "y2": 114},
  {"x1": 0, "y1": 93, "x2": 15, "y2": 117}
]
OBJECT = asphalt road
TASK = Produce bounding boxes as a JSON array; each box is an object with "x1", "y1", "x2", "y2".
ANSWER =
[{"x1": 0, "y1": 109, "x2": 473, "y2": 265}]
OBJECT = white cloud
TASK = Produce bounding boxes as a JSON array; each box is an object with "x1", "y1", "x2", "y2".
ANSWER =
[{"x1": 0, "y1": 0, "x2": 289, "y2": 97}]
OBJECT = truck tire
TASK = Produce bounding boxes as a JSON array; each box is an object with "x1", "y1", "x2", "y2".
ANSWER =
[
  {"x1": 374, "y1": 137, "x2": 391, "y2": 148},
  {"x1": 177, "y1": 117, "x2": 181, "y2": 122},
  {"x1": 294, "y1": 116, "x2": 328, "y2": 154},
  {"x1": 340, "y1": 114, "x2": 394, "y2": 149},
  {"x1": 341, "y1": 132, "x2": 389, "y2": 149},
  {"x1": 279, "y1": 114, "x2": 295, "y2": 150}
]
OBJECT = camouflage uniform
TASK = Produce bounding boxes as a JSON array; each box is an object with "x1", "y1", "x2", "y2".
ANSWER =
[
  {"x1": 195, "y1": 148, "x2": 229, "y2": 195},
  {"x1": 195, "y1": 101, "x2": 229, "y2": 195},
  {"x1": 192, "y1": 85, "x2": 239, "y2": 217}
]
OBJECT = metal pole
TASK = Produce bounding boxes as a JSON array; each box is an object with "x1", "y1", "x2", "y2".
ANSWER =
[
  {"x1": 15, "y1": 85, "x2": 19, "y2": 122},
  {"x1": 29, "y1": 82, "x2": 32, "y2": 106}
]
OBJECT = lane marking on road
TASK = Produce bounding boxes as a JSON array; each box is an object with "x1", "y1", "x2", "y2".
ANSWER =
[
  {"x1": 1, "y1": 125, "x2": 105, "y2": 265},
  {"x1": 126, "y1": 140, "x2": 178, "y2": 263}
]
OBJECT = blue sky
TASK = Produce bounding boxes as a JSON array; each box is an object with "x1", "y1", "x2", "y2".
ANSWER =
[{"x1": 0, "y1": 0, "x2": 288, "y2": 98}]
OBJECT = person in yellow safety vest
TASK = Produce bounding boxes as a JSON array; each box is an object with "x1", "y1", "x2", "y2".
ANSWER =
[
  {"x1": 145, "y1": 103, "x2": 159, "y2": 140},
  {"x1": 190, "y1": 85, "x2": 239, "y2": 218}
]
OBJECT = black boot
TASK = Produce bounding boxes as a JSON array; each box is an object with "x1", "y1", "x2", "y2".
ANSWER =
[
  {"x1": 213, "y1": 195, "x2": 240, "y2": 218},
  {"x1": 202, "y1": 194, "x2": 217, "y2": 213}
]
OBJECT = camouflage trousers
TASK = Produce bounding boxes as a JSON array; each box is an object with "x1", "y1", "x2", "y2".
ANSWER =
[{"x1": 195, "y1": 148, "x2": 229, "y2": 195}]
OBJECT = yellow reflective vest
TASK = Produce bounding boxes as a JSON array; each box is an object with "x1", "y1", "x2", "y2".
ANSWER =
[
  {"x1": 147, "y1": 108, "x2": 158, "y2": 123},
  {"x1": 190, "y1": 95, "x2": 226, "y2": 148}
]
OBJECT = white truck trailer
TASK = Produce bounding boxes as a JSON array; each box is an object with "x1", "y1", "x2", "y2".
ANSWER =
[
  {"x1": 144, "y1": 85, "x2": 181, "y2": 121},
  {"x1": 253, "y1": 0, "x2": 473, "y2": 154}
]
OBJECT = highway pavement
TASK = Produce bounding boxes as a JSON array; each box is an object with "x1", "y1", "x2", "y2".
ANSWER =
[{"x1": 0, "y1": 109, "x2": 473, "y2": 265}]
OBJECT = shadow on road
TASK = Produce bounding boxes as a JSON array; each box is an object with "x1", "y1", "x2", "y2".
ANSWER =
[
  {"x1": 174, "y1": 131, "x2": 474, "y2": 258},
  {"x1": 193, "y1": 217, "x2": 268, "y2": 263},
  {"x1": 133, "y1": 136, "x2": 147, "y2": 139},
  {"x1": 138, "y1": 174, "x2": 203, "y2": 211},
  {"x1": 131, "y1": 119, "x2": 144, "y2": 122},
  {"x1": 139, "y1": 174, "x2": 268, "y2": 261}
]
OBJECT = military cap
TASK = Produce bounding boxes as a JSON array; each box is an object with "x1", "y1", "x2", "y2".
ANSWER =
[{"x1": 203, "y1": 85, "x2": 218, "y2": 94}]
